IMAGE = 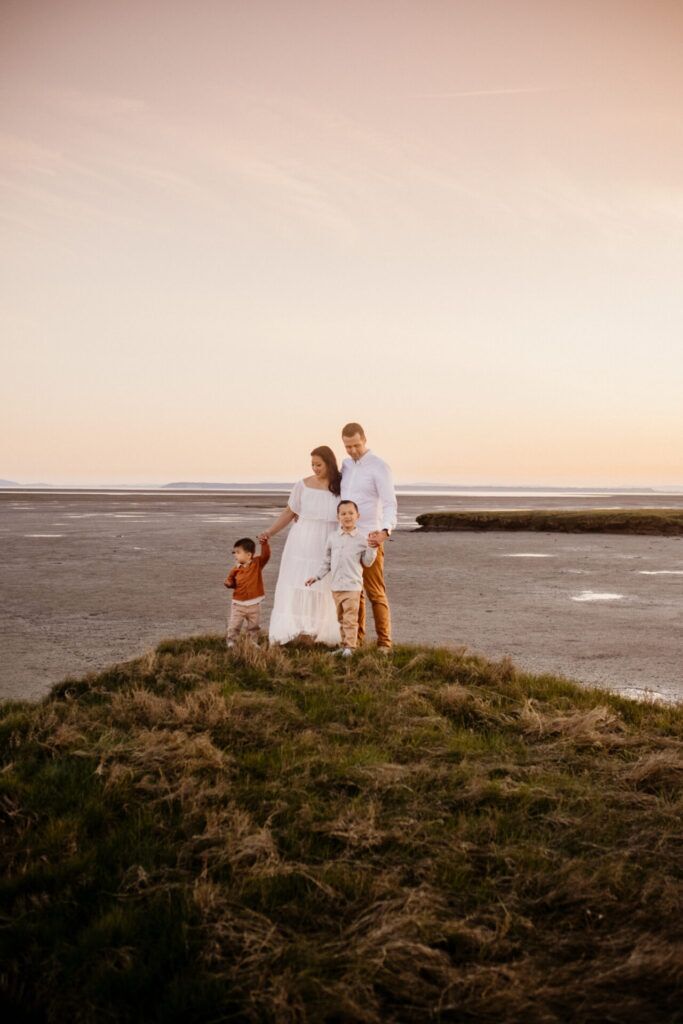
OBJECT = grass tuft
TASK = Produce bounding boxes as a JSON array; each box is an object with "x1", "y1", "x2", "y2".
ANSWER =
[{"x1": 416, "y1": 508, "x2": 683, "y2": 535}]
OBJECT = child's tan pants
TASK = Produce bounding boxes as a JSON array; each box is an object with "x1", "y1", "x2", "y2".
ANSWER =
[
  {"x1": 227, "y1": 601, "x2": 261, "y2": 643},
  {"x1": 333, "y1": 591, "x2": 361, "y2": 649}
]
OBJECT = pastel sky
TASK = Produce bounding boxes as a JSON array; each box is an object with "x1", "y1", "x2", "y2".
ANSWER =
[{"x1": 2, "y1": 0, "x2": 682, "y2": 486}]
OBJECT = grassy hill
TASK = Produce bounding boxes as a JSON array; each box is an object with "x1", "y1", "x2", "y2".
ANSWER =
[
  {"x1": 416, "y1": 508, "x2": 683, "y2": 535},
  {"x1": 1, "y1": 638, "x2": 682, "y2": 1023}
]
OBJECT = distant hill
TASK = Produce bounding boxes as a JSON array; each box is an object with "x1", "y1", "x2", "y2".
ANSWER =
[
  {"x1": 163, "y1": 481, "x2": 661, "y2": 493},
  {"x1": 164, "y1": 481, "x2": 294, "y2": 490},
  {"x1": 0, "y1": 480, "x2": 55, "y2": 488}
]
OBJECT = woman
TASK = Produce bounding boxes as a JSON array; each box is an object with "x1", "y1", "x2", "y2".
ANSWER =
[{"x1": 259, "y1": 446, "x2": 341, "y2": 646}]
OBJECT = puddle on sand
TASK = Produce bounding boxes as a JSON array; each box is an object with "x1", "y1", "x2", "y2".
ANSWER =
[
  {"x1": 572, "y1": 591, "x2": 624, "y2": 602},
  {"x1": 200, "y1": 515, "x2": 245, "y2": 523},
  {"x1": 24, "y1": 534, "x2": 64, "y2": 538},
  {"x1": 65, "y1": 512, "x2": 146, "y2": 519},
  {"x1": 638, "y1": 570, "x2": 683, "y2": 576},
  {"x1": 64, "y1": 513, "x2": 110, "y2": 518},
  {"x1": 503, "y1": 553, "x2": 553, "y2": 558},
  {"x1": 616, "y1": 684, "x2": 671, "y2": 704}
]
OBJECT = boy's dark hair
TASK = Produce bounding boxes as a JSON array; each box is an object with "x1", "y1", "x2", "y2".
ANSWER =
[
  {"x1": 341, "y1": 421, "x2": 366, "y2": 439},
  {"x1": 233, "y1": 537, "x2": 256, "y2": 554},
  {"x1": 337, "y1": 500, "x2": 359, "y2": 514}
]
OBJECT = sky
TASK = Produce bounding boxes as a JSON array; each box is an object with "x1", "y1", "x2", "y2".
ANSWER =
[{"x1": 1, "y1": 0, "x2": 682, "y2": 486}]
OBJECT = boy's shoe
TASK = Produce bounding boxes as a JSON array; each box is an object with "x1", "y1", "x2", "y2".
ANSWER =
[
  {"x1": 377, "y1": 646, "x2": 391, "y2": 656},
  {"x1": 226, "y1": 641, "x2": 235, "y2": 649},
  {"x1": 342, "y1": 648, "x2": 353, "y2": 658},
  {"x1": 330, "y1": 647, "x2": 346, "y2": 656}
]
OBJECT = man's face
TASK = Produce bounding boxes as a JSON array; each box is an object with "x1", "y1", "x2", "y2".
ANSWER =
[
  {"x1": 337, "y1": 503, "x2": 359, "y2": 531},
  {"x1": 342, "y1": 433, "x2": 367, "y2": 461}
]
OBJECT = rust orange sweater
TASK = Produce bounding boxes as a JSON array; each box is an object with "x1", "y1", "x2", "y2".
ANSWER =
[{"x1": 224, "y1": 540, "x2": 270, "y2": 602}]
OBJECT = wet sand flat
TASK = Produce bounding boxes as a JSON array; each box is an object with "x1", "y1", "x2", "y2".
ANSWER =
[{"x1": 1, "y1": 489, "x2": 682, "y2": 702}]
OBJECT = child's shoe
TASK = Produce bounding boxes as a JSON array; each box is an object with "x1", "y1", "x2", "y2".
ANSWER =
[{"x1": 342, "y1": 647, "x2": 353, "y2": 658}]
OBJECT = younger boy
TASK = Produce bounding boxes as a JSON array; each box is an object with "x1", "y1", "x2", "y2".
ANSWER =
[
  {"x1": 224, "y1": 536, "x2": 270, "y2": 647},
  {"x1": 305, "y1": 500, "x2": 376, "y2": 656}
]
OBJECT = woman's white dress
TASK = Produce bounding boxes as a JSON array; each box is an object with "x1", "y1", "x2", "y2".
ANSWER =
[{"x1": 268, "y1": 480, "x2": 341, "y2": 646}]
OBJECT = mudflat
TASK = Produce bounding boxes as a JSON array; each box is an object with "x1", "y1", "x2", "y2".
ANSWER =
[{"x1": 1, "y1": 489, "x2": 682, "y2": 702}]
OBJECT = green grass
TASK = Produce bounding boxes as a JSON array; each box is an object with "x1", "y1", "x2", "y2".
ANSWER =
[
  {"x1": 416, "y1": 508, "x2": 683, "y2": 535},
  {"x1": 1, "y1": 637, "x2": 682, "y2": 1022}
]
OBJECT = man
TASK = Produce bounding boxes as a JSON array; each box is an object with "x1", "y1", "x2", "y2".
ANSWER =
[{"x1": 340, "y1": 422, "x2": 397, "y2": 650}]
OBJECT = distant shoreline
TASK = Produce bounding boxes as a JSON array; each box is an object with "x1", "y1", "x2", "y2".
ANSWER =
[{"x1": 3, "y1": 483, "x2": 683, "y2": 496}]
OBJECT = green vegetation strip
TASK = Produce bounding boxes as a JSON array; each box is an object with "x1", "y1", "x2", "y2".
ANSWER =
[
  {"x1": 1, "y1": 638, "x2": 682, "y2": 1023},
  {"x1": 416, "y1": 508, "x2": 683, "y2": 534}
]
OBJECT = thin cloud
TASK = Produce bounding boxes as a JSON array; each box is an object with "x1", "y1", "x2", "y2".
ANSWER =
[
  {"x1": 411, "y1": 86, "x2": 560, "y2": 98},
  {"x1": 48, "y1": 88, "x2": 148, "y2": 118}
]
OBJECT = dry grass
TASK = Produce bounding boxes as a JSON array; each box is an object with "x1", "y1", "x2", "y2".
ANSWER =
[
  {"x1": 1, "y1": 635, "x2": 682, "y2": 1022},
  {"x1": 416, "y1": 508, "x2": 683, "y2": 535}
]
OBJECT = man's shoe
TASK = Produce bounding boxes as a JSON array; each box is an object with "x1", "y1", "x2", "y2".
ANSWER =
[
  {"x1": 377, "y1": 646, "x2": 392, "y2": 656},
  {"x1": 330, "y1": 647, "x2": 346, "y2": 656},
  {"x1": 341, "y1": 648, "x2": 353, "y2": 658}
]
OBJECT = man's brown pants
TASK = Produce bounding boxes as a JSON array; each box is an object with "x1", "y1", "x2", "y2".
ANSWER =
[{"x1": 358, "y1": 543, "x2": 392, "y2": 648}]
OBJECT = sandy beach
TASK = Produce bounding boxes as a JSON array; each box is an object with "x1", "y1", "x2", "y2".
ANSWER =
[{"x1": 1, "y1": 488, "x2": 682, "y2": 703}]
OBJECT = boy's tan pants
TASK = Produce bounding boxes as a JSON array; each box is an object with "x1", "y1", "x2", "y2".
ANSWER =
[
  {"x1": 227, "y1": 601, "x2": 261, "y2": 643},
  {"x1": 333, "y1": 591, "x2": 362, "y2": 649}
]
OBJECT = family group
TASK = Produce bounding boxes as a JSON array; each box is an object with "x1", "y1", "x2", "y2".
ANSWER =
[{"x1": 224, "y1": 422, "x2": 397, "y2": 656}]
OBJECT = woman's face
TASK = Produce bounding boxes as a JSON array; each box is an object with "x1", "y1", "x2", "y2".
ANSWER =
[{"x1": 311, "y1": 455, "x2": 328, "y2": 479}]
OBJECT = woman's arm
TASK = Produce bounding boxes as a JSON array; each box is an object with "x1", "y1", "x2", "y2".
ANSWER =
[{"x1": 258, "y1": 506, "x2": 296, "y2": 543}]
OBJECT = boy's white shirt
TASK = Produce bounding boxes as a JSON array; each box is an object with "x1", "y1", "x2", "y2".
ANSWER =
[{"x1": 312, "y1": 526, "x2": 377, "y2": 591}]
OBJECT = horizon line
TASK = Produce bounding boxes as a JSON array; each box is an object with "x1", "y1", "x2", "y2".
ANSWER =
[{"x1": 2, "y1": 480, "x2": 683, "y2": 492}]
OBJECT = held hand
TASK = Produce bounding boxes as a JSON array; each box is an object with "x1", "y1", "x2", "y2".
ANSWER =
[
  {"x1": 304, "y1": 577, "x2": 316, "y2": 587},
  {"x1": 368, "y1": 530, "x2": 386, "y2": 548},
  {"x1": 257, "y1": 531, "x2": 270, "y2": 544}
]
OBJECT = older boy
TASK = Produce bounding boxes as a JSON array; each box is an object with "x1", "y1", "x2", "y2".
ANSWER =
[{"x1": 305, "y1": 500, "x2": 376, "y2": 656}]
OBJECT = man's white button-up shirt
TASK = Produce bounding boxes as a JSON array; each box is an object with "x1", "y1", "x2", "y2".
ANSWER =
[{"x1": 340, "y1": 450, "x2": 398, "y2": 538}]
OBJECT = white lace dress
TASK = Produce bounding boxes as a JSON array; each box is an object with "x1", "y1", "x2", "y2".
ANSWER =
[{"x1": 268, "y1": 480, "x2": 341, "y2": 646}]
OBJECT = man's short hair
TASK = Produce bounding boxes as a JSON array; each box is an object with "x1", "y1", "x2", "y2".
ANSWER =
[
  {"x1": 337, "y1": 499, "x2": 359, "y2": 514},
  {"x1": 341, "y1": 422, "x2": 366, "y2": 439},
  {"x1": 233, "y1": 537, "x2": 256, "y2": 554}
]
